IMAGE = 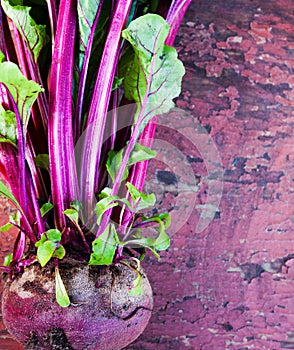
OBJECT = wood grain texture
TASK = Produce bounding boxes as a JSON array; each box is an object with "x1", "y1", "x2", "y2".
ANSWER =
[
  {"x1": 126, "y1": 1, "x2": 294, "y2": 349},
  {"x1": 1, "y1": 1, "x2": 294, "y2": 349}
]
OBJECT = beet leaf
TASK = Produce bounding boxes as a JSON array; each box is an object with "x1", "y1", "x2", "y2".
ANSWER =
[
  {"x1": 0, "y1": 104, "x2": 17, "y2": 144},
  {"x1": 89, "y1": 224, "x2": 118, "y2": 265},
  {"x1": 129, "y1": 271, "x2": 143, "y2": 296},
  {"x1": 1, "y1": 0, "x2": 48, "y2": 62},
  {"x1": 0, "y1": 61, "x2": 43, "y2": 130},
  {"x1": 55, "y1": 264, "x2": 70, "y2": 308},
  {"x1": 94, "y1": 14, "x2": 184, "y2": 239}
]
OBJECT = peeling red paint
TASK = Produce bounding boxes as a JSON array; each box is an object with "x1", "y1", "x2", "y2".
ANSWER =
[
  {"x1": 1, "y1": 0, "x2": 294, "y2": 349},
  {"x1": 249, "y1": 21, "x2": 273, "y2": 44},
  {"x1": 126, "y1": 1, "x2": 294, "y2": 349}
]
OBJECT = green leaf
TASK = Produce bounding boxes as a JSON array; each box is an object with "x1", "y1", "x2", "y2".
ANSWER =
[
  {"x1": 118, "y1": 45, "x2": 134, "y2": 79},
  {"x1": 6, "y1": 0, "x2": 22, "y2": 5},
  {"x1": 112, "y1": 76, "x2": 124, "y2": 91},
  {"x1": 89, "y1": 224, "x2": 118, "y2": 265},
  {"x1": 106, "y1": 144, "x2": 156, "y2": 183},
  {"x1": 142, "y1": 213, "x2": 171, "y2": 251},
  {"x1": 106, "y1": 149, "x2": 128, "y2": 183},
  {"x1": 122, "y1": 14, "x2": 185, "y2": 129},
  {"x1": 98, "y1": 187, "x2": 112, "y2": 199},
  {"x1": 105, "y1": 150, "x2": 117, "y2": 182},
  {"x1": 129, "y1": 144, "x2": 156, "y2": 166},
  {"x1": 1, "y1": 0, "x2": 48, "y2": 62},
  {"x1": 154, "y1": 226, "x2": 170, "y2": 251},
  {"x1": 95, "y1": 191, "x2": 133, "y2": 225},
  {"x1": 129, "y1": 272, "x2": 143, "y2": 297},
  {"x1": 63, "y1": 208, "x2": 79, "y2": 223},
  {"x1": 34, "y1": 154, "x2": 49, "y2": 172},
  {"x1": 37, "y1": 240, "x2": 56, "y2": 267},
  {"x1": 3, "y1": 253, "x2": 13, "y2": 267},
  {"x1": 0, "y1": 61, "x2": 44, "y2": 128},
  {"x1": 126, "y1": 182, "x2": 156, "y2": 211},
  {"x1": 146, "y1": 212, "x2": 171, "y2": 228},
  {"x1": 117, "y1": 197, "x2": 133, "y2": 211},
  {"x1": 53, "y1": 245, "x2": 66, "y2": 260},
  {"x1": 40, "y1": 202, "x2": 53, "y2": 217},
  {"x1": 0, "y1": 210, "x2": 20, "y2": 232},
  {"x1": 0, "y1": 105, "x2": 17, "y2": 144},
  {"x1": 70, "y1": 200, "x2": 82, "y2": 212},
  {"x1": 0, "y1": 50, "x2": 5, "y2": 63},
  {"x1": 0, "y1": 222, "x2": 13, "y2": 232},
  {"x1": 55, "y1": 266, "x2": 70, "y2": 307},
  {"x1": 10, "y1": 210, "x2": 20, "y2": 225},
  {"x1": 124, "y1": 212, "x2": 171, "y2": 257},
  {"x1": 35, "y1": 232, "x2": 47, "y2": 247},
  {"x1": 0, "y1": 138, "x2": 16, "y2": 144},
  {"x1": 77, "y1": 0, "x2": 101, "y2": 70},
  {"x1": 0, "y1": 178, "x2": 24, "y2": 214},
  {"x1": 46, "y1": 229, "x2": 61, "y2": 242},
  {"x1": 95, "y1": 197, "x2": 118, "y2": 225},
  {"x1": 125, "y1": 237, "x2": 160, "y2": 259},
  {"x1": 150, "y1": 0, "x2": 159, "y2": 12}
]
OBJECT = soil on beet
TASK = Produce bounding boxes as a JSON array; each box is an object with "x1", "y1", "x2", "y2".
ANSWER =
[
  {"x1": 2, "y1": 260, "x2": 153, "y2": 350},
  {"x1": 25, "y1": 328, "x2": 74, "y2": 350}
]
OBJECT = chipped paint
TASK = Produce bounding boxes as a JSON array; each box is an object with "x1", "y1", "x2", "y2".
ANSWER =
[{"x1": 1, "y1": 1, "x2": 294, "y2": 349}]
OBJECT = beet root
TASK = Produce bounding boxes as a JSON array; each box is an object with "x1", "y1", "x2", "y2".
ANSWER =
[{"x1": 1, "y1": 260, "x2": 153, "y2": 350}]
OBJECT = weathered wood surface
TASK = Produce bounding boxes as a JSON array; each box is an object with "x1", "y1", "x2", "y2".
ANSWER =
[
  {"x1": 127, "y1": 0, "x2": 294, "y2": 349},
  {"x1": 1, "y1": 0, "x2": 294, "y2": 349}
]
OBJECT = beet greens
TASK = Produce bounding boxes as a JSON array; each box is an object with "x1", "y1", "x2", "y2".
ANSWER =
[{"x1": 0, "y1": 0, "x2": 191, "y2": 306}]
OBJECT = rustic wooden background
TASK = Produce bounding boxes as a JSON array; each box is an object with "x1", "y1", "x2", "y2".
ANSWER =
[{"x1": 1, "y1": 0, "x2": 294, "y2": 349}]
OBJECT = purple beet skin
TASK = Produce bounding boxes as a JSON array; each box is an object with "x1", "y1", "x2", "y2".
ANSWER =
[{"x1": 2, "y1": 260, "x2": 153, "y2": 350}]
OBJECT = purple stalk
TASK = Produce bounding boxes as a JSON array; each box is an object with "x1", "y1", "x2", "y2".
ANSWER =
[
  {"x1": 1, "y1": 11, "x2": 46, "y2": 237},
  {"x1": 119, "y1": 118, "x2": 157, "y2": 232},
  {"x1": 46, "y1": 0, "x2": 57, "y2": 50},
  {"x1": 95, "y1": 32, "x2": 162, "y2": 239},
  {"x1": 69, "y1": 222, "x2": 90, "y2": 253},
  {"x1": 7, "y1": 91, "x2": 28, "y2": 218},
  {"x1": 29, "y1": 175, "x2": 45, "y2": 237},
  {"x1": 109, "y1": 88, "x2": 119, "y2": 151},
  {"x1": 74, "y1": 0, "x2": 104, "y2": 141},
  {"x1": 96, "y1": 88, "x2": 120, "y2": 194},
  {"x1": 7, "y1": 21, "x2": 30, "y2": 82},
  {"x1": 26, "y1": 133, "x2": 47, "y2": 200},
  {"x1": 12, "y1": 231, "x2": 26, "y2": 266},
  {"x1": 130, "y1": 0, "x2": 192, "y2": 187},
  {"x1": 80, "y1": 0, "x2": 133, "y2": 219},
  {"x1": 166, "y1": 0, "x2": 192, "y2": 42},
  {"x1": 25, "y1": 52, "x2": 48, "y2": 133},
  {"x1": 5, "y1": 21, "x2": 48, "y2": 209},
  {"x1": 48, "y1": 0, "x2": 79, "y2": 229},
  {"x1": 2, "y1": 26, "x2": 47, "y2": 200},
  {"x1": 0, "y1": 145, "x2": 16, "y2": 194},
  {"x1": 0, "y1": 144, "x2": 37, "y2": 243},
  {"x1": 18, "y1": 257, "x2": 37, "y2": 268},
  {"x1": 0, "y1": 8, "x2": 6, "y2": 53},
  {"x1": 6, "y1": 90, "x2": 42, "y2": 242},
  {"x1": 0, "y1": 81, "x2": 37, "y2": 239},
  {"x1": 95, "y1": 117, "x2": 143, "y2": 239},
  {"x1": 0, "y1": 9, "x2": 18, "y2": 64},
  {"x1": 126, "y1": 118, "x2": 158, "y2": 193},
  {"x1": 7, "y1": 18, "x2": 48, "y2": 132},
  {"x1": 122, "y1": 0, "x2": 192, "y2": 227},
  {"x1": 111, "y1": 123, "x2": 142, "y2": 197},
  {"x1": 0, "y1": 84, "x2": 9, "y2": 110}
]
